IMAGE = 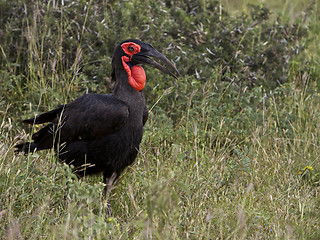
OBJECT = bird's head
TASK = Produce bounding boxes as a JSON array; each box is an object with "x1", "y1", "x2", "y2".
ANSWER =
[{"x1": 112, "y1": 39, "x2": 180, "y2": 91}]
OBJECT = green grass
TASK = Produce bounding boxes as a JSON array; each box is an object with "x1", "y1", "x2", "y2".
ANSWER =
[{"x1": 1, "y1": 0, "x2": 320, "y2": 239}]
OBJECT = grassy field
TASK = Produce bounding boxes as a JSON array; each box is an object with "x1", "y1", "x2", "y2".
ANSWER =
[{"x1": 1, "y1": 0, "x2": 319, "y2": 239}]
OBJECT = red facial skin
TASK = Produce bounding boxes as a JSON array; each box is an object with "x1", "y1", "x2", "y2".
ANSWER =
[
  {"x1": 121, "y1": 42, "x2": 146, "y2": 91},
  {"x1": 121, "y1": 42, "x2": 141, "y2": 56}
]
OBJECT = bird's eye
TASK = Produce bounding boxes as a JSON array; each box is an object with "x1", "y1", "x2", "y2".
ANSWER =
[{"x1": 128, "y1": 46, "x2": 135, "y2": 52}]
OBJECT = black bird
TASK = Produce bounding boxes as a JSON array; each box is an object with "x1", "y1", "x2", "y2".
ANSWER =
[{"x1": 15, "y1": 39, "x2": 179, "y2": 192}]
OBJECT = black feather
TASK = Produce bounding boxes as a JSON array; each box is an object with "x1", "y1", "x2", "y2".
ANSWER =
[{"x1": 23, "y1": 105, "x2": 64, "y2": 124}]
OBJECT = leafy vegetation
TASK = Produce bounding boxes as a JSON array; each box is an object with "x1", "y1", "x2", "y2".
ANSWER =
[{"x1": 1, "y1": 0, "x2": 319, "y2": 239}]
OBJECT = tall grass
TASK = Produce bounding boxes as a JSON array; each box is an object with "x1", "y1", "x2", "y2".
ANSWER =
[{"x1": 1, "y1": 0, "x2": 319, "y2": 239}]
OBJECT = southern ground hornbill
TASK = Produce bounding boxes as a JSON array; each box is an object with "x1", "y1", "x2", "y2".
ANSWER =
[{"x1": 15, "y1": 39, "x2": 179, "y2": 193}]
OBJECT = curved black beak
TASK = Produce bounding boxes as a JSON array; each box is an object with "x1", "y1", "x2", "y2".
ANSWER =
[{"x1": 131, "y1": 45, "x2": 180, "y2": 79}]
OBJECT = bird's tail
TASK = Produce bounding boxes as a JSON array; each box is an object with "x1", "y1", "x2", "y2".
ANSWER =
[{"x1": 15, "y1": 142, "x2": 38, "y2": 153}]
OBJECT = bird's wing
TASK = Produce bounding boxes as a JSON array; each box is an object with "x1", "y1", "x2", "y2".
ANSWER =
[
  {"x1": 23, "y1": 94, "x2": 129, "y2": 149},
  {"x1": 59, "y1": 94, "x2": 129, "y2": 141}
]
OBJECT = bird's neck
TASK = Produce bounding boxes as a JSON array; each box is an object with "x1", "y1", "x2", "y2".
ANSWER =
[
  {"x1": 112, "y1": 69, "x2": 146, "y2": 128},
  {"x1": 112, "y1": 70, "x2": 144, "y2": 103}
]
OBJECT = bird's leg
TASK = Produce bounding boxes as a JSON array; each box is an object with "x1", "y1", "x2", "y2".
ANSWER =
[
  {"x1": 104, "y1": 172, "x2": 117, "y2": 196},
  {"x1": 104, "y1": 172, "x2": 117, "y2": 217}
]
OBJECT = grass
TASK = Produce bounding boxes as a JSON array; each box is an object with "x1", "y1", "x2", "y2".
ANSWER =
[{"x1": 1, "y1": 0, "x2": 320, "y2": 239}]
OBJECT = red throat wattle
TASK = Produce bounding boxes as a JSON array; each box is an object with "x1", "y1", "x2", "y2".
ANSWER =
[
  {"x1": 121, "y1": 42, "x2": 146, "y2": 91},
  {"x1": 121, "y1": 56, "x2": 146, "y2": 91}
]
